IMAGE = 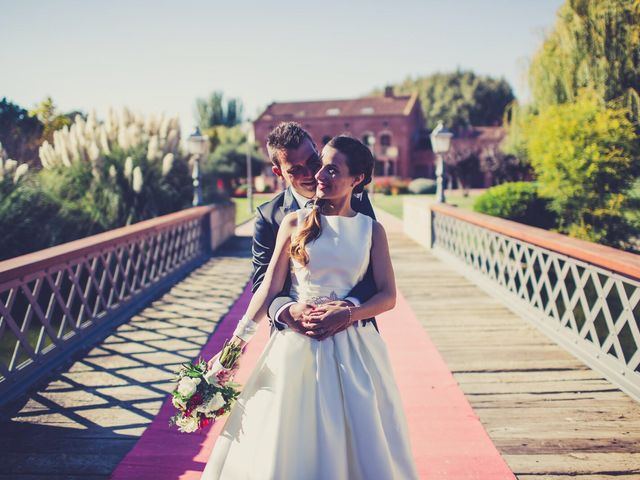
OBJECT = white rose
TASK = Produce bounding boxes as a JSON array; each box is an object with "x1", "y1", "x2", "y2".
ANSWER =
[
  {"x1": 176, "y1": 415, "x2": 199, "y2": 433},
  {"x1": 206, "y1": 392, "x2": 226, "y2": 413},
  {"x1": 177, "y1": 377, "x2": 198, "y2": 397}
]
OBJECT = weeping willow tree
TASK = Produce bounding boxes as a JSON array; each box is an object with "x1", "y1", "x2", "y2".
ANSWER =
[
  {"x1": 501, "y1": 0, "x2": 640, "y2": 249},
  {"x1": 530, "y1": 0, "x2": 640, "y2": 119},
  {"x1": 506, "y1": 0, "x2": 640, "y2": 157}
]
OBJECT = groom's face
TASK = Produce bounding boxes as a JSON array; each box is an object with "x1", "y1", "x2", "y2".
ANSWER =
[{"x1": 271, "y1": 138, "x2": 321, "y2": 199}]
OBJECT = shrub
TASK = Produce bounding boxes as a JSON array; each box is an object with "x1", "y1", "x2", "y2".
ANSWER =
[
  {"x1": 527, "y1": 89, "x2": 639, "y2": 247},
  {"x1": 0, "y1": 174, "x2": 100, "y2": 260},
  {"x1": 408, "y1": 178, "x2": 437, "y2": 194},
  {"x1": 372, "y1": 178, "x2": 391, "y2": 195},
  {"x1": 390, "y1": 179, "x2": 410, "y2": 195},
  {"x1": 0, "y1": 109, "x2": 195, "y2": 260},
  {"x1": 473, "y1": 182, "x2": 557, "y2": 229},
  {"x1": 232, "y1": 184, "x2": 248, "y2": 198}
]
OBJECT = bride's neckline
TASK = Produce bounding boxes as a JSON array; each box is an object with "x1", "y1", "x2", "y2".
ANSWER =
[{"x1": 319, "y1": 211, "x2": 360, "y2": 219}]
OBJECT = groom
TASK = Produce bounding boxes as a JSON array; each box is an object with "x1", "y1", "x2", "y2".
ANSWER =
[{"x1": 251, "y1": 122, "x2": 378, "y2": 338}]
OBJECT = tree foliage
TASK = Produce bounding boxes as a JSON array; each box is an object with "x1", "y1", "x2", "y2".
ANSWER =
[
  {"x1": 529, "y1": 0, "x2": 640, "y2": 124},
  {"x1": 29, "y1": 96, "x2": 74, "y2": 145},
  {"x1": 0, "y1": 98, "x2": 43, "y2": 165},
  {"x1": 195, "y1": 91, "x2": 244, "y2": 133},
  {"x1": 201, "y1": 125, "x2": 265, "y2": 199},
  {"x1": 389, "y1": 70, "x2": 515, "y2": 130},
  {"x1": 526, "y1": 89, "x2": 639, "y2": 247}
]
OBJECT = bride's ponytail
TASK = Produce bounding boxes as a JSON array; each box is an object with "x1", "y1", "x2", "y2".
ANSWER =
[
  {"x1": 290, "y1": 199, "x2": 322, "y2": 266},
  {"x1": 289, "y1": 135, "x2": 373, "y2": 266}
]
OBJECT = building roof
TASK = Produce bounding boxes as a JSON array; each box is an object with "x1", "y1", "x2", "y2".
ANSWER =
[
  {"x1": 453, "y1": 126, "x2": 506, "y2": 142},
  {"x1": 256, "y1": 93, "x2": 419, "y2": 121}
]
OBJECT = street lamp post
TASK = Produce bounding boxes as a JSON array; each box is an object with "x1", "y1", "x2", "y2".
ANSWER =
[
  {"x1": 430, "y1": 121, "x2": 453, "y2": 204},
  {"x1": 386, "y1": 145, "x2": 399, "y2": 177},
  {"x1": 366, "y1": 135, "x2": 376, "y2": 202},
  {"x1": 242, "y1": 121, "x2": 256, "y2": 214},
  {"x1": 187, "y1": 127, "x2": 209, "y2": 207}
]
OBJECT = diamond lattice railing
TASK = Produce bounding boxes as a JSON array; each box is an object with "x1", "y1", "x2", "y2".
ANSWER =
[
  {"x1": 0, "y1": 208, "x2": 212, "y2": 396},
  {"x1": 432, "y1": 210, "x2": 640, "y2": 398}
]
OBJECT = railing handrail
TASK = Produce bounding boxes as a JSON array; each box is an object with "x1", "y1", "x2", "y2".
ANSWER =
[
  {"x1": 0, "y1": 205, "x2": 217, "y2": 284},
  {"x1": 430, "y1": 203, "x2": 640, "y2": 281}
]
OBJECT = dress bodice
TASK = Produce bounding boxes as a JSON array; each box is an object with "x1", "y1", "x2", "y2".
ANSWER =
[{"x1": 290, "y1": 208, "x2": 372, "y2": 304}]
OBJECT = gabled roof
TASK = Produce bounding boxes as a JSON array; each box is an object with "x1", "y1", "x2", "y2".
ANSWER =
[
  {"x1": 256, "y1": 93, "x2": 418, "y2": 121},
  {"x1": 453, "y1": 126, "x2": 506, "y2": 142}
]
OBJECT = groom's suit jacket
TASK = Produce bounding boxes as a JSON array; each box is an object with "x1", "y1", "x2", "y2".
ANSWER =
[{"x1": 251, "y1": 187, "x2": 378, "y2": 331}]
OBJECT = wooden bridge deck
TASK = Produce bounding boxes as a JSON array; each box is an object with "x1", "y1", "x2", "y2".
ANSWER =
[
  {"x1": 378, "y1": 209, "x2": 640, "y2": 479},
  {"x1": 1, "y1": 213, "x2": 639, "y2": 479}
]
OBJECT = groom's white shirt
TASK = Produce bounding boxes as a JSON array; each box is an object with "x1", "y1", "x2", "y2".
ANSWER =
[{"x1": 271, "y1": 187, "x2": 361, "y2": 329}]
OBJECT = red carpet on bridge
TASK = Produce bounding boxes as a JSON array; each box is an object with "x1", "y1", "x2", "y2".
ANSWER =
[{"x1": 112, "y1": 283, "x2": 514, "y2": 479}]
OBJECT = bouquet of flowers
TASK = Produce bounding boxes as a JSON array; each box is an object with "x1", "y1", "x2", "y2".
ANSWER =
[{"x1": 169, "y1": 340, "x2": 243, "y2": 433}]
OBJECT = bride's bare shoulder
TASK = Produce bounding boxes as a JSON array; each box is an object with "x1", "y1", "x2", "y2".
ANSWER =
[{"x1": 371, "y1": 220, "x2": 389, "y2": 245}]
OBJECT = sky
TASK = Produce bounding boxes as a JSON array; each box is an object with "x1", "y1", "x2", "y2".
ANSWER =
[{"x1": 1, "y1": 0, "x2": 564, "y2": 133}]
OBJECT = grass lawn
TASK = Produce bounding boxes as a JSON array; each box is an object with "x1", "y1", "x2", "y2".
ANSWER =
[
  {"x1": 232, "y1": 193, "x2": 276, "y2": 225},
  {"x1": 372, "y1": 190, "x2": 483, "y2": 220}
]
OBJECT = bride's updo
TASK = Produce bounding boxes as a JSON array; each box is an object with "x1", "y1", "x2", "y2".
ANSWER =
[{"x1": 290, "y1": 135, "x2": 374, "y2": 266}]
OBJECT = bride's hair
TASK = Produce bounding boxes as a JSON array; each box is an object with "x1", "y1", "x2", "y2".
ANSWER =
[{"x1": 290, "y1": 135, "x2": 374, "y2": 266}]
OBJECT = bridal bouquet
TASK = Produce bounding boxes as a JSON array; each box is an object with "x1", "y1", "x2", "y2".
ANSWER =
[{"x1": 169, "y1": 340, "x2": 243, "y2": 433}]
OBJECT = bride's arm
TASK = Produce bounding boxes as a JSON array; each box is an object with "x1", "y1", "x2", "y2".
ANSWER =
[
  {"x1": 229, "y1": 212, "x2": 297, "y2": 346},
  {"x1": 348, "y1": 221, "x2": 396, "y2": 322}
]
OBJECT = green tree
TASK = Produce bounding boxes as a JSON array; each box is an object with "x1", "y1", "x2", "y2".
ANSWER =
[
  {"x1": 195, "y1": 91, "x2": 244, "y2": 149},
  {"x1": 527, "y1": 89, "x2": 639, "y2": 247},
  {"x1": 387, "y1": 70, "x2": 515, "y2": 130},
  {"x1": 529, "y1": 0, "x2": 640, "y2": 124},
  {"x1": 0, "y1": 98, "x2": 43, "y2": 165},
  {"x1": 29, "y1": 96, "x2": 73, "y2": 145},
  {"x1": 201, "y1": 126, "x2": 265, "y2": 197}
]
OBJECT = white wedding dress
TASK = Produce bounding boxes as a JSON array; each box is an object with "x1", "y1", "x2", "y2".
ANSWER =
[{"x1": 201, "y1": 210, "x2": 418, "y2": 480}]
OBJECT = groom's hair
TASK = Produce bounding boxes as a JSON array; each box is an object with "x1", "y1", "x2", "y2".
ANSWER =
[{"x1": 266, "y1": 122, "x2": 314, "y2": 167}]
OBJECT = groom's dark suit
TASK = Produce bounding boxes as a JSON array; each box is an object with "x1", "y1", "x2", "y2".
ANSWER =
[{"x1": 251, "y1": 187, "x2": 378, "y2": 331}]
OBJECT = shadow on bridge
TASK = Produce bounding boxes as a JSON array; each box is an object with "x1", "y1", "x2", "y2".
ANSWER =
[{"x1": 0, "y1": 236, "x2": 252, "y2": 480}]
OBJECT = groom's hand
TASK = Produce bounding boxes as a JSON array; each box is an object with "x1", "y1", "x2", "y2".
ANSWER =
[
  {"x1": 281, "y1": 302, "x2": 316, "y2": 335},
  {"x1": 302, "y1": 300, "x2": 354, "y2": 340}
]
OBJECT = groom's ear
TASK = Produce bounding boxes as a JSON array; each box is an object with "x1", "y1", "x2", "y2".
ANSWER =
[{"x1": 272, "y1": 165, "x2": 283, "y2": 178}]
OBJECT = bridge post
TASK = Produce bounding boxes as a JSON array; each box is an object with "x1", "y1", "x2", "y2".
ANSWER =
[{"x1": 403, "y1": 197, "x2": 436, "y2": 250}]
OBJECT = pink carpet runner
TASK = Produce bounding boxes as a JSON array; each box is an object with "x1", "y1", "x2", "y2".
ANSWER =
[{"x1": 112, "y1": 283, "x2": 515, "y2": 479}]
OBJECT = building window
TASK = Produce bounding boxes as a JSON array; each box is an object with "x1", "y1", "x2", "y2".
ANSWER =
[
  {"x1": 380, "y1": 134, "x2": 391, "y2": 146},
  {"x1": 360, "y1": 107, "x2": 374, "y2": 115},
  {"x1": 326, "y1": 108, "x2": 341, "y2": 116},
  {"x1": 322, "y1": 135, "x2": 331, "y2": 145},
  {"x1": 361, "y1": 133, "x2": 375, "y2": 146}
]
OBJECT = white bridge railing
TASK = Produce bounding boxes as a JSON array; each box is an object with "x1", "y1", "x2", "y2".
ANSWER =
[{"x1": 404, "y1": 198, "x2": 640, "y2": 401}]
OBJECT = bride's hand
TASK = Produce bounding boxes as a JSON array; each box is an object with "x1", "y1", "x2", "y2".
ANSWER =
[{"x1": 302, "y1": 302, "x2": 353, "y2": 340}]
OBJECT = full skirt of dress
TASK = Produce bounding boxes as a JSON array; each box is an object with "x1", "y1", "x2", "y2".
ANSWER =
[{"x1": 201, "y1": 322, "x2": 418, "y2": 480}]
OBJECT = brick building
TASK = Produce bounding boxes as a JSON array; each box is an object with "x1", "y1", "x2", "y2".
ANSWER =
[{"x1": 253, "y1": 87, "x2": 435, "y2": 179}]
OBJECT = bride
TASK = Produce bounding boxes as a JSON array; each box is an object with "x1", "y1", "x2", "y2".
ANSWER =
[{"x1": 201, "y1": 135, "x2": 418, "y2": 479}]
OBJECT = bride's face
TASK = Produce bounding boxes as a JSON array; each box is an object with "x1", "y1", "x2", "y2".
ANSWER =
[{"x1": 315, "y1": 146, "x2": 364, "y2": 200}]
